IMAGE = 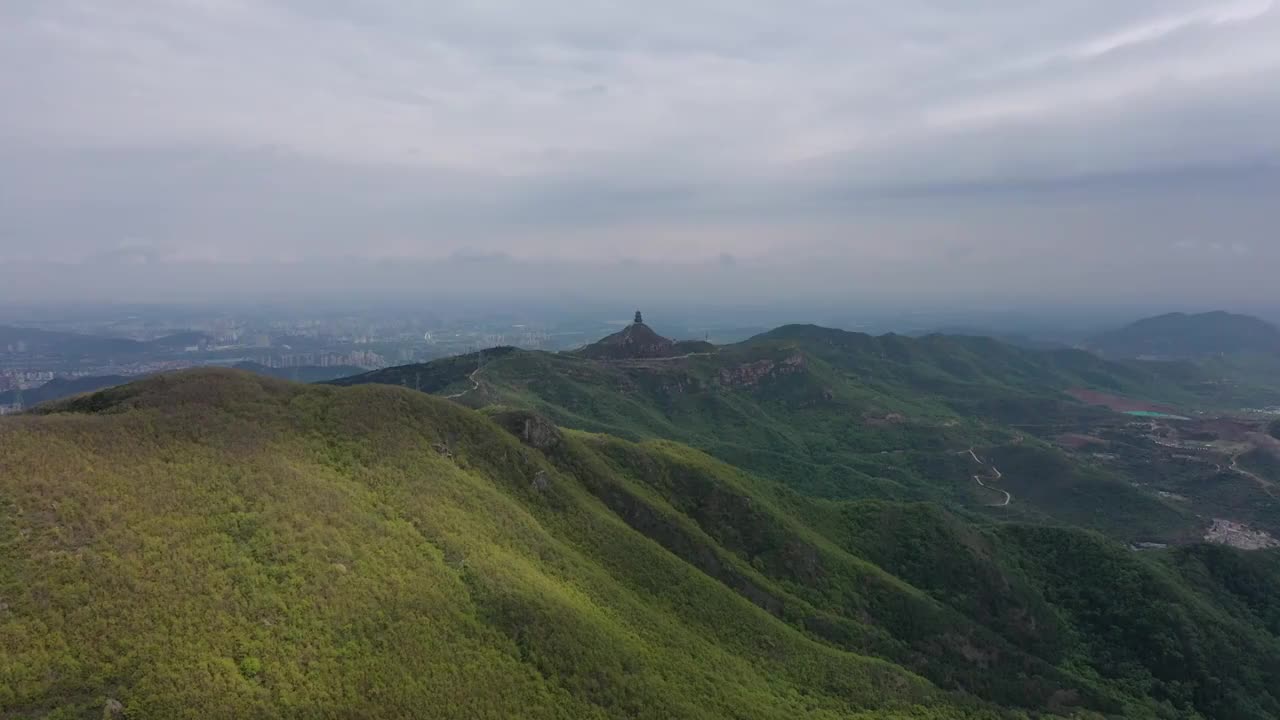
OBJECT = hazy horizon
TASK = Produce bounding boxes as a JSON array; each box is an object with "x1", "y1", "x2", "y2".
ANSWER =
[{"x1": 3, "y1": 1, "x2": 1278, "y2": 305}]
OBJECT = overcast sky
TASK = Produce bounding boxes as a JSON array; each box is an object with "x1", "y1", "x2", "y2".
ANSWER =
[{"x1": 1, "y1": 0, "x2": 1278, "y2": 305}]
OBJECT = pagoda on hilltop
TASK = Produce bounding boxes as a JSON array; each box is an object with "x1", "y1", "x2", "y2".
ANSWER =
[
  {"x1": 575, "y1": 310, "x2": 675, "y2": 359},
  {"x1": 575, "y1": 310, "x2": 716, "y2": 360}
]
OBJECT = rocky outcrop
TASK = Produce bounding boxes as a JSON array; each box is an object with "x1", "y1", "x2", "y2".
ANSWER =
[
  {"x1": 716, "y1": 353, "x2": 806, "y2": 388},
  {"x1": 491, "y1": 410, "x2": 563, "y2": 452}
]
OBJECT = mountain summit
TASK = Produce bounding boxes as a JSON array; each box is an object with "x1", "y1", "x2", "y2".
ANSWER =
[{"x1": 575, "y1": 310, "x2": 680, "y2": 359}]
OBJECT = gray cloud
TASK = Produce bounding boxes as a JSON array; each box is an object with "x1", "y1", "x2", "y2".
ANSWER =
[{"x1": 1, "y1": 0, "x2": 1278, "y2": 304}]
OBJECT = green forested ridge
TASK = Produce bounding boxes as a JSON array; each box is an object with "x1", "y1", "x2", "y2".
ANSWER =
[
  {"x1": 228, "y1": 361, "x2": 367, "y2": 383},
  {"x1": 3, "y1": 369, "x2": 1280, "y2": 719},
  {"x1": 1, "y1": 371, "x2": 979, "y2": 719},
  {"x1": 336, "y1": 325, "x2": 1247, "y2": 541}
]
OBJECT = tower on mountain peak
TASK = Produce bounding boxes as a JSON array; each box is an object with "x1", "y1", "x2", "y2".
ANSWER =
[{"x1": 634, "y1": 310, "x2": 643, "y2": 324}]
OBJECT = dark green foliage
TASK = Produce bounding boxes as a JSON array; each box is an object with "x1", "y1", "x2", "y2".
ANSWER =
[
  {"x1": 1166, "y1": 544, "x2": 1280, "y2": 635},
  {"x1": 1001, "y1": 527, "x2": 1280, "y2": 719},
  {"x1": 1238, "y1": 448, "x2": 1280, "y2": 483},
  {"x1": 333, "y1": 346, "x2": 518, "y2": 394},
  {"x1": 673, "y1": 339, "x2": 717, "y2": 354},
  {"x1": 338, "y1": 325, "x2": 1234, "y2": 540},
  {"x1": 819, "y1": 501, "x2": 1070, "y2": 660},
  {"x1": 569, "y1": 440, "x2": 1111, "y2": 711},
  {"x1": 984, "y1": 442, "x2": 1196, "y2": 542}
]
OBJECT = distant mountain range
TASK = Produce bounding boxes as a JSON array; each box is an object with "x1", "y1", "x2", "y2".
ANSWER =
[
  {"x1": 0, "y1": 374, "x2": 131, "y2": 407},
  {"x1": 1086, "y1": 311, "x2": 1280, "y2": 359},
  {"x1": 0, "y1": 325, "x2": 213, "y2": 357}
]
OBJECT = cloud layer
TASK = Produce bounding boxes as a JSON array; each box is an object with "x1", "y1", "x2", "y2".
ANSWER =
[{"x1": 1, "y1": 0, "x2": 1278, "y2": 303}]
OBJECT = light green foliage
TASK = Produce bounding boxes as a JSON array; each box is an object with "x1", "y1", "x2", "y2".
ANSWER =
[{"x1": 1, "y1": 370, "x2": 1000, "y2": 719}]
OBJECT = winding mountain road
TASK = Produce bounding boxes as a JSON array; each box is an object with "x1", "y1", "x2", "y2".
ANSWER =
[
  {"x1": 1229, "y1": 451, "x2": 1278, "y2": 499},
  {"x1": 442, "y1": 365, "x2": 484, "y2": 400},
  {"x1": 974, "y1": 474, "x2": 1012, "y2": 506},
  {"x1": 617, "y1": 350, "x2": 718, "y2": 363},
  {"x1": 962, "y1": 447, "x2": 1012, "y2": 507}
]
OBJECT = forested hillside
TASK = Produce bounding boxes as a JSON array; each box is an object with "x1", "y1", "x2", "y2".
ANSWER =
[
  {"x1": 4, "y1": 370, "x2": 1280, "y2": 718},
  {"x1": 337, "y1": 325, "x2": 1280, "y2": 543}
]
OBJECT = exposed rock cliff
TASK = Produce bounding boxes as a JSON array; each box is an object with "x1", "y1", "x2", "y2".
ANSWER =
[{"x1": 716, "y1": 353, "x2": 806, "y2": 388}]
